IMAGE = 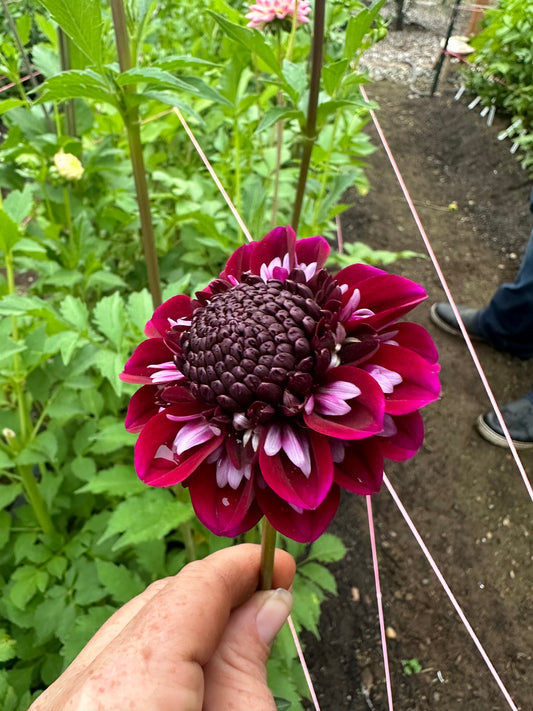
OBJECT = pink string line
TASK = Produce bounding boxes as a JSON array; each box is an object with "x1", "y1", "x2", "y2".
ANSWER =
[
  {"x1": 383, "y1": 473, "x2": 519, "y2": 711},
  {"x1": 287, "y1": 615, "x2": 322, "y2": 711},
  {"x1": 0, "y1": 71, "x2": 40, "y2": 94},
  {"x1": 359, "y1": 85, "x2": 533, "y2": 503},
  {"x1": 366, "y1": 496, "x2": 394, "y2": 710},
  {"x1": 172, "y1": 108, "x2": 254, "y2": 244},
  {"x1": 173, "y1": 106, "x2": 321, "y2": 707}
]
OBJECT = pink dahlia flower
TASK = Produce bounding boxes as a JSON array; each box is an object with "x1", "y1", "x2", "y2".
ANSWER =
[
  {"x1": 121, "y1": 227, "x2": 440, "y2": 542},
  {"x1": 245, "y1": 0, "x2": 311, "y2": 30}
]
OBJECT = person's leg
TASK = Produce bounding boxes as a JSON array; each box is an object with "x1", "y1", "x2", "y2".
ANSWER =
[{"x1": 476, "y1": 231, "x2": 533, "y2": 358}]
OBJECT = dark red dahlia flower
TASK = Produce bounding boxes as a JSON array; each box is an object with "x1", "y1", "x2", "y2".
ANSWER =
[{"x1": 121, "y1": 227, "x2": 440, "y2": 542}]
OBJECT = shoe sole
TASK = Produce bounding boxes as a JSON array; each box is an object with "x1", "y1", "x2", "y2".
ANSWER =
[
  {"x1": 475, "y1": 415, "x2": 533, "y2": 449},
  {"x1": 429, "y1": 304, "x2": 483, "y2": 341}
]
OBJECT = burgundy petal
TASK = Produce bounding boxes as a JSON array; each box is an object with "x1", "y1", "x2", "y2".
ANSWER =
[
  {"x1": 220, "y1": 242, "x2": 253, "y2": 281},
  {"x1": 304, "y1": 365, "x2": 385, "y2": 439},
  {"x1": 188, "y1": 462, "x2": 262, "y2": 537},
  {"x1": 334, "y1": 439, "x2": 384, "y2": 495},
  {"x1": 343, "y1": 274, "x2": 427, "y2": 332},
  {"x1": 259, "y1": 430, "x2": 333, "y2": 509},
  {"x1": 379, "y1": 411, "x2": 424, "y2": 461},
  {"x1": 120, "y1": 338, "x2": 174, "y2": 384},
  {"x1": 390, "y1": 322, "x2": 439, "y2": 364},
  {"x1": 125, "y1": 385, "x2": 160, "y2": 432},
  {"x1": 295, "y1": 236, "x2": 330, "y2": 270},
  {"x1": 371, "y1": 344, "x2": 441, "y2": 415},
  {"x1": 256, "y1": 479, "x2": 340, "y2": 543},
  {"x1": 144, "y1": 295, "x2": 193, "y2": 338},
  {"x1": 250, "y1": 226, "x2": 296, "y2": 275},
  {"x1": 134, "y1": 410, "x2": 223, "y2": 486}
]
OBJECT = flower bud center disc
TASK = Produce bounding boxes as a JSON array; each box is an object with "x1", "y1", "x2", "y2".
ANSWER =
[{"x1": 179, "y1": 276, "x2": 326, "y2": 420}]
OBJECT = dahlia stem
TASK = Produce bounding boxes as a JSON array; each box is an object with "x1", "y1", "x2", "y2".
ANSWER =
[
  {"x1": 291, "y1": 0, "x2": 326, "y2": 232},
  {"x1": 110, "y1": 0, "x2": 162, "y2": 309},
  {"x1": 259, "y1": 518, "x2": 277, "y2": 590}
]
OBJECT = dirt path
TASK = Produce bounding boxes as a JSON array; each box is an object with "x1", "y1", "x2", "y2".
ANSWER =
[{"x1": 304, "y1": 81, "x2": 533, "y2": 710}]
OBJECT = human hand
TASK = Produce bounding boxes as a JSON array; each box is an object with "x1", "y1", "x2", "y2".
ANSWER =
[{"x1": 29, "y1": 543, "x2": 296, "y2": 711}]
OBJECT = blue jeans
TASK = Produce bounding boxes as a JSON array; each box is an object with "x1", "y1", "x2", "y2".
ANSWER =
[{"x1": 476, "y1": 215, "x2": 533, "y2": 360}]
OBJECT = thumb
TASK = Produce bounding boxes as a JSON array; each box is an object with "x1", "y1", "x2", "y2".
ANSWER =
[{"x1": 203, "y1": 588, "x2": 293, "y2": 711}]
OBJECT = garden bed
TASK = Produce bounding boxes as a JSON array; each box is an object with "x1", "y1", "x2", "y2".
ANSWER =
[{"x1": 303, "y1": 80, "x2": 533, "y2": 710}]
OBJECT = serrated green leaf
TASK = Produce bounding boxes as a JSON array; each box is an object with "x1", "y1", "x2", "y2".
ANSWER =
[
  {"x1": 0, "y1": 98, "x2": 25, "y2": 116},
  {"x1": 61, "y1": 605, "x2": 115, "y2": 666},
  {"x1": 44, "y1": 331, "x2": 81, "y2": 365},
  {"x1": 0, "y1": 210, "x2": 21, "y2": 253},
  {"x1": 73, "y1": 559, "x2": 106, "y2": 606},
  {"x1": 93, "y1": 349, "x2": 124, "y2": 396},
  {"x1": 96, "y1": 559, "x2": 144, "y2": 603},
  {"x1": 77, "y1": 464, "x2": 146, "y2": 497},
  {"x1": 210, "y1": 13, "x2": 282, "y2": 78},
  {"x1": 10, "y1": 565, "x2": 49, "y2": 609},
  {"x1": 92, "y1": 292, "x2": 126, "y2": 350},
  {"x1": 100, "y1": 489, "x2": 193, "y2": 548},
  {"x1": 0, "y1": 511, "x2": 12, "y2": 548},
  {"x1": 307, "y1": 533, "x2": 346, "y2": 563},
  {"x1": 60, "y1": 295, "x2": 89, "y2": 331},
  {"x1": 118, "y1": 67, "x2": 230, "y2": 106},
  {"x1": 12, "y1": 237, "x2": 46, "y2": 254},
  {"x1": 16, "y1": 430, "x2": 58, "y2": 466},
  {"x1": 0, "y1": 631, "x2": 17, "y2": 663},
  {"x1": 126, "y1": 290, "x2": 153, "y2": 334},
  {"x1": 299, "y1": 561, "x2": 337, "y2": 594},
  {"x1": 0, "y1": 483, "x2": 23, "y2": 509},
  {"x1": 38, "y1": 70, "x2": 116, "y2": 106},
  {"x1": 291, "y1": 576, "x2": 324, "y2": 638},
  {"x1": 89, "y1": 422, "x2": 136, "y2": 454},
  {"x1": 85, "y1": 270, "x2": 127, "y2": 290},
  {"x1": 323, "y1": 59, "x2": 350, "y2": 96},
  {"x1": 256, "y1": 106, "x2": 303, "y2": 133},
  {"x1": 36, "y1": 0, "x2": 102, "y2": 65},
  {"x1": 3, "y1": 184, "x2": 34, "y2": 223},
  {"x1": 0, "y1": 450, "x2": 15, "y2": 470}
]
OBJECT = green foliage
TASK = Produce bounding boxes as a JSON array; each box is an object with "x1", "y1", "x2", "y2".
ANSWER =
[
  {"x1": 0, "y1": 0, "x2": 389, "y2": 707},
  {"x1": 464, "y1": 0, "x2": 533, "y2": 173},
  {"x1": 401, "y1": 657, "x2": 422, "y2": 675}
]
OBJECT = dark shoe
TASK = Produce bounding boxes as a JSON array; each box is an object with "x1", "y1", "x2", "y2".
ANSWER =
[
  {"x1": 476, "y1": 397, "x2": 533, "y2": 449},
  {"x1": 430, "y1": 303, "x2": 484, "y2": 340}
]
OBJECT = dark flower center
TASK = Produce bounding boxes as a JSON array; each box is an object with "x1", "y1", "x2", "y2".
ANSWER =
[{"x1": 175, "y1": 273, "x2": 336, "y2": 424}]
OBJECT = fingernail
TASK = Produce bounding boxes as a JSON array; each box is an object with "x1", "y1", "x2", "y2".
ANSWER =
[{"x1": 256, "y1": 588, "x2": 293, "y2": 646}]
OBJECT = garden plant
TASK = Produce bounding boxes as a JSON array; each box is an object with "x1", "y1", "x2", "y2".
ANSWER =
[{"x1": 0, "y1": 1, "x2": 439, "y2": 709}]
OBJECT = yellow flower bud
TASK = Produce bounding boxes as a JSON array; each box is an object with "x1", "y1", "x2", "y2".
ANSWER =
[{"x1": 53, "y1": 151, "x2": 84, "y2": 181}]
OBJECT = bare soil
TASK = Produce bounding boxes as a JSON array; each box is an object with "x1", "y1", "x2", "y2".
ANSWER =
[{"x1": 303, "y1": 79, "x2": 533, "y2": 710}]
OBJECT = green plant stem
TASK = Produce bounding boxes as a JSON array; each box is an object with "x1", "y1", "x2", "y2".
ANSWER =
[
  {"x1": 110, "y1": 0, "x2": 162, "y2": 309},
  {"x1": 180, "y1": 523, "x2": 196, "y2": 562},
  {"x1": 285, "y1": 0, "x2": 300, "y2": 62},
  {"x1": 270, "y1": 31, "x2": 284, "y2": 229},
  {"x1": 4, "y1": 250, "x2": 55, "y2": 535},
  {"x1": 233, "y1": 113, "x2": 242, "y2": 218},
  {"x1": 291, "y1": 0, "x2": 326, "y2": 232},
  {"x1": 58, "y1": 28, "x2": 77, "y2": 137},
  {"x1": 259, "y1": 518, "x2": 277, "y2": 590}
]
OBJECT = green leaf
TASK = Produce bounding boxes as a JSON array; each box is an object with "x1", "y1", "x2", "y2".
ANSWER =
[
  {"x1": 3, "y1": 184, "x2": 34, "y2": 223},
  {"x1": 77, "y1": 464, "x2": 146, "y2": 497},
  {"x1": 0, "y1": 339, "x2": 26, "y2": 366},
  {"x1": 256, "y1": 106, "x2": 303, "y2": 133},
  {"x1": 16, "y1": 430, "x2": 58, "y2": 466},
  {"x1": 93, "y1": 350, "x2": 124, "y2": 396},
  {"x1": 38, "y1": 70, "x2": 116, "y2": 107},
  {"x1": 12, "y1": 238, "x2": 47, "y2": 255},
  {"x1": 118, "y1": 67, "x2": 230, "y2": 106},
  {"x1": 44, "y1": 331, "x2": 81, "y2": 365},
  {"x1": 299, "y1": 561, "x2": 337, "y2": 594},
  {"x1": 0, "y1": 511, "x2": 12, "y2": 548},
  {"x1": 0, "y1": 98, "x2": 25, "y2": 116},
  {"x1": 307, "y1": 533, "x2": 346, "y2": 563},
  {"x1": 0, "y1": 484, "x2": 23, "y2": 510},
  {"x1": 60, "y1": 295, "x2": 89, "y2": 331},
  {"x1": 88, "y1": 422, "x2": 136, "y2": 454},
  {"x1": 61, "y1": 605, "x2": 116, "y2": 666},
  {"x1": 10, "y1": 565, "x2": 49, "y2": 609},
  {"x1": 96, "y1": 560, "x2": 144, "y2": 603},
  {"x1": 0, "y1": 210, "x2": 21, "y2": 253},
  {"x1": 100, "y1": 489, "x2": 193, "y2": 548},
  {"x1": 126, "y1": 290, "x2": 153, "y2": 334},
  {"x1": 323, "y1": 59, "x2": 350, "y2": 96},
  {"x1": 85, "y1": 270, "x2": 127, "y2": 290},
  {"x1": 92, "y1": 292, "x2": 126, "y2": 350},
  {"x1": 210, "y1": 13, "x2": 282, "y2": 78},
  {"x1": 343, "y1": 0, "x2": 386, "y2": 60},
  {"x1": 36, "y1": 0, "x2": 102, "y2": 65},
  {"x1": 0, "y1": 631, "x2": 17, "y2": 663},
  {"x1": 0, "y1": 450, "x2": 15, "y2": 470},
  {"x1": 291, "y1": 576, "x2": 324, "y2": 638}
]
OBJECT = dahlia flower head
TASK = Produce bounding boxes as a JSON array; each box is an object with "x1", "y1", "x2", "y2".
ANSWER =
[
  {"x1": 245, "y1": 0, "x2": 311, "y2": 30},
  {"x1": 121, "y1": 227, "x2": 440, "y2": 542}
]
